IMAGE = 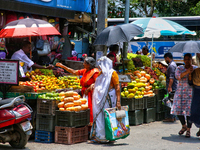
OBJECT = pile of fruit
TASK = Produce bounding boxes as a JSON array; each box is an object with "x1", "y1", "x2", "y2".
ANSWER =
[
  {"x1": 121, "y1": 70, "x2": 166, "y2": 99},
  {"x1": 126, "y1": 53, "x2": 151, "y2": 70},
  {"x1": 20, "y1": 70, "x2": 82, "y2": 92},
  {"x1": 58, "y1": 76, "x2": 81, "y2": 90},
  {"x1": 57, "y1": 91, "x2": 88, "y2": 112},
  {"x1": 38, "y1": 92, "x2": 62, "y2": 101}
]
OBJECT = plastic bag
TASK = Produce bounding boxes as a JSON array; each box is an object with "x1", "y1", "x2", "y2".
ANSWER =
[
  {"x1": 37, "y1": 40, "x2": 51, "y2": 56},
  {"x1": 162, "y1": 97, "x2": 173, "y2": 108},
  {"x1": 82, "y1": 94, "x2": 88, "y2": 105}
]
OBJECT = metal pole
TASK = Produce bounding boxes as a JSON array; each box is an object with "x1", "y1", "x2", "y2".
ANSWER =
[
  {"x1": 124, "y1": 0, "x2": 130, "y2": 24},
  {"x1": 95, "y1": 0, "x2": 108, "y2": 57},
  {"x1": 123, "y1": 0, "x2": 130, "y2": 59},
  {"x1": 151, "y1": 34, "x2": 153, "y2": 69}
]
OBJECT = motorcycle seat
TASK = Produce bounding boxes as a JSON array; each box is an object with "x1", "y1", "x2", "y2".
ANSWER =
[{"x1": 0, "y1": 98, "x2": 15, "y2": 106}]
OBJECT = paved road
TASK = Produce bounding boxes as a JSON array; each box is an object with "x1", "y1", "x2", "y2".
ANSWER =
[{"x1": 0, "y1": 121, "x2": 200, "y2": 150}]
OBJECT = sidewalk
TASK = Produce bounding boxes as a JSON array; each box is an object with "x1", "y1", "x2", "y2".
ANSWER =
[{"x1": 0, "y1": 121, "x2": 200, "y2": 150}]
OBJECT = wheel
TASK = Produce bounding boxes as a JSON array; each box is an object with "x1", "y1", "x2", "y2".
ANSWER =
[{"x1": 9, "y1": 126, "x2": 29, "y2": 149}]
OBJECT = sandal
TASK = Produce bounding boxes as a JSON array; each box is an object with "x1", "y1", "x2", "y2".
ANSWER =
[
  {"x1": 178, "y1": 126, "x2": 187, "y2": 135},
  {"x1": 87, "y1": 139, "x2": 100, "y2": 144},
  {"x1": 185, "y1": 130, "x2": 190, "y2": 138},
  {"x1": 196, "y1": 130, "x2": 200, "y2": 137}
]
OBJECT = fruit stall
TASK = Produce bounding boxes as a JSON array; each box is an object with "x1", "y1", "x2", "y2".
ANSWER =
[
  {"x1": 119, "y1": 53, "x2": 168, "y2": 125},
  {"x1": 0, "y1": 67, "x2": 90, "y2": 145}
]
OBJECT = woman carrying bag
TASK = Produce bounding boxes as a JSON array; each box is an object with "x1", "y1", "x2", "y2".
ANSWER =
[{"x1": 89, "y1": 56, "x2": 121, "y2": 143}]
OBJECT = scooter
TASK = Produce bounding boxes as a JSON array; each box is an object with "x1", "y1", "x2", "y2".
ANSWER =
[{"x1": 0, "y1": 95, "x2": 32, "y2": 149}]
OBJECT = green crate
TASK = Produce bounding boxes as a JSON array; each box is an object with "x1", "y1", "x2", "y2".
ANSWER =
[
  {"x1": 55, "y1": 109, "x2": 90, "y2": 127},
  {"x1": 156, "y1": 111, "x2": 166, "y2": 121},
  {"x1": 144, "y1": 96, "x2": 156, "y2": 109},
  {"x1": 134, "y1": 98, "x2": 144, "y2": 110},
  {"x1": 37, "y1": 99, "x2": 58, "y2": 115},
  {"x1": 121, "y1": 97, "x2": 135, "y2": 111},
  {"x1": 156, "y1": 100, "x2": 166, "y2": 113},
  {"x1": 144, "y1": 108, "x2": 156, "y2": 123},
  {"x1": 36, "y1": 114, "x2": 55, "y2": 132},
  {"x1": 154, "y1": 89, "x2": 166, "y2": 101},
  {"x1": 128, "y1": 110, "x2": 144, "y2": 126}
]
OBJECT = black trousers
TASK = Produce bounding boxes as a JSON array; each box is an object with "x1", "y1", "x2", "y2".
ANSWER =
[{"x1": 177, "y1": 115, "x2": 192, "y2": 128}]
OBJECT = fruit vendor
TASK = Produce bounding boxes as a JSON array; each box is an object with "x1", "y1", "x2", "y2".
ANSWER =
[
  {"x1": 56, "y1": 57, "x2": 99, "y2": 124},
  {"x1": 11, "y1": 41, "x2": 53, "y2": 74},
  {"x1": 142, "y1": 46, "x2": 155, "y2": 59}
]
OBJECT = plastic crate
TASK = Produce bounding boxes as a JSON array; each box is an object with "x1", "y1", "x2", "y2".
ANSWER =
[
  {"x1": 156, "y1": 111, "x2": 166, "y2": 121},
  {"x1": 55, "y1": 109, "x2": 90, "y2": 127},
  {"x1": 154, "y1": 89, "x2": 166, "y2": 101},
  {"x1": 134, "y1": 98, "x2": 144, "y2": 110},
  {"x1": 37, "y1": 99, "x2": 58, "y2": 115},
  {"x1": 144, "y1": 108, "x2": 156, "y2": 123},
  {"x1": 54, "y1": 126, "x2": 88, "y2": 145},
  {"x1": 36, "y1": 114, "x2": 55, "y2": 132},
  {"x1": 128, "y1": 110, "x2": 144, "y2": 126},
  {"x1": 156, "y1": 100, "x2": 166, "y2": 113},
  {"x1": 121, "y1": 97, "x2": 135, "y2": 111},
  {"x1": 35, "y1": 130, "x2": 54, "y2": 143},
  {"x1": 144, "y1": 96, "x2": 156, "y2": 109}
]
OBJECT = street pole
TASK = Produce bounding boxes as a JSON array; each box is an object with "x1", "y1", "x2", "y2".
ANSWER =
[
  {"x1": 123, "y1": 0, "x2": 130, "y2": 59},
  {"x1": 95, "y1": 0, "x2": 108, "y2": 59}
]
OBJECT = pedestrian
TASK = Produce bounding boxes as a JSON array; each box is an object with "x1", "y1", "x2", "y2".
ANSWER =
[
  {"x1": 107, "y1": 44, "x2": 119, "y2": 67},
  {"x1": 171, "y1": 53, "x2": 198, "y2": 138},
  {"x1": 136, "y1": 50, "x2": 141, "y2": 55},
  {"x1": 11, "y1": 41, "x2": 53, "y2": 74},
  {"x1": 89, "y1": 56, "x2": 121, "y2": 143},
  {"x1": 56, "y1": 57, "x2": 99, "y2": 125},
  {"x1": 188, "y1": 67, "x2": 200, "y2": 137},
  {"x1": 163, "y1": 52, "x2": 178, "y2": 122},
  {"x1": 71, "y1": 42, "x2": 77, "y2": 57}
]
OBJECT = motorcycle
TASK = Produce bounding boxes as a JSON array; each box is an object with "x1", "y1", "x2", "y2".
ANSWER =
[{"x1": 0, "y1": 95, "x2": 32, "y2": 149}]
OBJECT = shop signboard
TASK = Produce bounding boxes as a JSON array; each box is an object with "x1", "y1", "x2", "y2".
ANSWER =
[
  {"x1": 0, "y1": 60, "x2": 19, "y2": 85},
  {"x1": 14, "y1": 0, "x2": 92, "y2": 13}
]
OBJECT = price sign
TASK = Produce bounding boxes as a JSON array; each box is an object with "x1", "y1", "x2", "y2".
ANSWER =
[
  {"x1": 118, "y1": 75, "x2": 131, "y2": 83},
  {"x1": 0, "y1": 60, "x2": 19, "y2": 85}
]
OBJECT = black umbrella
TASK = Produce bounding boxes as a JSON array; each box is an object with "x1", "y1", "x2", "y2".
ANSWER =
[
  {"x1": 93, "y1": 24, "x2": 143, "y2": 46},
  {"x1": 168, "y1": 40, "x2": 200, "y2": 53}
]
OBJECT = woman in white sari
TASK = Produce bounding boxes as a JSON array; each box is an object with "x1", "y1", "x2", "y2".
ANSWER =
[{"x1": 89, "y1": 56, "x2": 121, "y2": 143}]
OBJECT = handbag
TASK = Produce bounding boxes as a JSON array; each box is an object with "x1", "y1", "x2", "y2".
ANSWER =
[
  {"x1": 37, "y1": 40, "x2": 51, "y2": 56},
  {"x1": 104, "y1": 106, "x2": 130, "y2": 141},
  {"x1": 36, "y1": 39, "x2": 44, "y2": 50}
]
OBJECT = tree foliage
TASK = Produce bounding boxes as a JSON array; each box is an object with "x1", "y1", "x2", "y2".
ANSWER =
[{"x1": 107, "y1": 0, "x2": 200, "y2": 18}]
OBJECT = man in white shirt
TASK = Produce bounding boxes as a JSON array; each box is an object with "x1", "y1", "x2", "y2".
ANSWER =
[{"x1": 11, "y1": 41, "x2": 53, "y2": 73}]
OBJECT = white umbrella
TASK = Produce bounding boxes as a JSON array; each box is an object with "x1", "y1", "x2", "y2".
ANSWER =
[{"x1": 131, "y1": 17, "x2": 196, "y2": 68}]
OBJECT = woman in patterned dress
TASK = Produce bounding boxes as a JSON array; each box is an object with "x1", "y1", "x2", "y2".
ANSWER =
[{"x1": 171, "y1": 53, "x2": 198, "y2": 138}]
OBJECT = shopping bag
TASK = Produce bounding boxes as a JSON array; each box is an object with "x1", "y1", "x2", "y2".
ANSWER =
[{"x1": 104, "y1": 105, "x2": 130, "y2": 141}]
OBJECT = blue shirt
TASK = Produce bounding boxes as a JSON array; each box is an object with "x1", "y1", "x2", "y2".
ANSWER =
[{"x1": 166, "y1": 61, "x2": 178, "y2": 91}]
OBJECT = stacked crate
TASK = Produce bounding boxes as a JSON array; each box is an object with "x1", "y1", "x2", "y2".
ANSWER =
[
  {"x1": 35, "y1": 98, "x2": 58, "y2": 143},
  {"x1": 154, "y1": 89, "x2": 167, "y2": 121},
  {"x1": 143, "y1": 95, "x2": 156, "y2": 123},
  {"x1": 54, "y1": 109, "x2": 90, "y2": 145},
  {"x1": 122, "y1": 97, "x2": 144, "y2": 125}
]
